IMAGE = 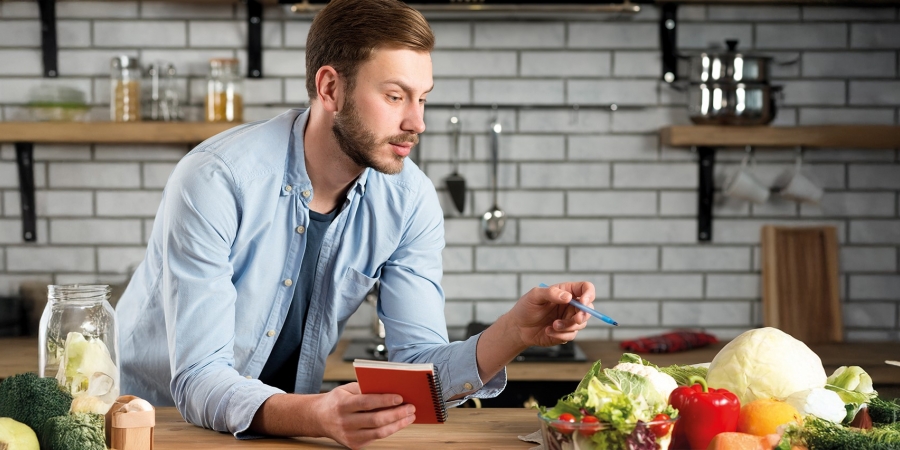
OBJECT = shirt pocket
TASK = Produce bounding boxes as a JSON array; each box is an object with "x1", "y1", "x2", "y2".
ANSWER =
[{"x1": 335, "y1": 267, "x2": 377, "y2": 322}]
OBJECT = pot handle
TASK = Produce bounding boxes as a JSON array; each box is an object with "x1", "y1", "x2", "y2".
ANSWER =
[{"x1": 774, "y1": 56, "x2": 800, "y2": 66}]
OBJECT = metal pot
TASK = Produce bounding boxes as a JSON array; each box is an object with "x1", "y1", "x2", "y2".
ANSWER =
[
  {"x1": 688, "y1": 83, "x2": 782, "y2": 126},
  {"x1": 688, "y1": 39, "x2": 773, "y2": 84}
]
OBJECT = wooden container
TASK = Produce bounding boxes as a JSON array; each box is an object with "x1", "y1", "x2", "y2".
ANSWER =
[{"x1": 105, "y1": 395, "x2": 155, "y2": 450}]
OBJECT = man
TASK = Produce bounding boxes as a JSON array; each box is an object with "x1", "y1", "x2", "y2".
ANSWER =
[{"x1": 116, "y1": 0, "x2": 595, "y2": 448}]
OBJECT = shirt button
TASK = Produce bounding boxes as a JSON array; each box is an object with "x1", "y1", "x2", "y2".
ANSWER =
[
  {"x1": 284, "y1": 185, "x2": 292, "y2": 192},
  {"x1": 283, "y1": 279, "x2": 293, "y2": 286},
  {"x1": 266, "y1": 330, "x2": 275, "y2": 337},
  {"x1": 302, "y1": 190, "x2": 311, "y2": 198},
  {"x1": 296, "y1": 225, "x2": 305, "y2": 234},
  {"x1": 245, "y1": 375, "x2": 252, "y2": 379},
  {"x1": 464, "y1": 382, "x2": 473, "y2": 390}
]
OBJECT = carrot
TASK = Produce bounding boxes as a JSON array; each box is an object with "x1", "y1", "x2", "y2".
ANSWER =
[{"x1": 705, "y1": 432, "x2": 771, "y2": 450}]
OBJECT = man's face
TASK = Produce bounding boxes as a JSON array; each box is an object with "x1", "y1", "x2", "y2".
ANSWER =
[{"x1": 332, "y1": 48, "x2": 433, "y2": 175}]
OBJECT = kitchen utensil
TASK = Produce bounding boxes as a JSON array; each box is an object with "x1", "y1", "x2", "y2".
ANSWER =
[
  {"x1": 723, "y1": 147, "x2": 769, "y2": 204},
  {"x1": 688, "y1": 39, "x2": 773, "y2": 84},
  {"x1": 688, "y1": 82, "x2": 781, "y2": 125},
  {"x1": 482, "y1": 119, "x2": 505, "y2": 240},
  {"x1": 775, "y1": 151, "x2": 823, "y2": 204},
  {"x1": 761, "y1": 225, "x2": 843, "y2": 344},
  {"x1": 444, "y1": 114, "x2": 466, "y2": 213},
  {"x1": 887, "y1": 360, "x2": 900, "y2": 367}
]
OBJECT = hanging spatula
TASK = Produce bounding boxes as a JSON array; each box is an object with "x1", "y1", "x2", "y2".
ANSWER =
[{"x1": 445, "y1": 114, "x2": 466, "y2": 213}]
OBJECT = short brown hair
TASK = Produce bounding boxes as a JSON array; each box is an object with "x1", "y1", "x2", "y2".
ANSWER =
[{"x1": 305, "y1": 0, "x2": 435, "y2": 101}]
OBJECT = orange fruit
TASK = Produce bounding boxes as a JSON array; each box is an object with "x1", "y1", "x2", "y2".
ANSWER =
[{"x1": 737, "y1": 399, "x2": 803, "y2": 436}]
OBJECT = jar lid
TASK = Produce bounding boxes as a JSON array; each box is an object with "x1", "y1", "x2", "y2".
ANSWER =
[
  {"x1": 209, "y1": 58, "x2": 239, "y2": 68},
  {"x1": 111, "y1": 55, "x2": 141, "y2": 69}
]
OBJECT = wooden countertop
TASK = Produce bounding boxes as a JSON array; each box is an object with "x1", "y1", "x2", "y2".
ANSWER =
[
  {"x1": 152, "y1": 407, "x2": 534, "y2": 449},
  {"x1": 4, "y1": 337, "x2": 899, "y2": 385}
]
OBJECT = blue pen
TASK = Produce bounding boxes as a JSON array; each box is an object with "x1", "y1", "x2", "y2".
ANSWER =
[{"x1": 539, "y1": 283, "x2": 618, "y2": 326}]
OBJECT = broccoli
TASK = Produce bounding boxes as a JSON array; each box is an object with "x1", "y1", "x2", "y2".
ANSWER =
[
  {"x1": 40, "y1": 413, "x2": 105, "y2": 450},
  {"x1": 791, "y1": 416, "x2": 900, "y2": 450},
  {"x1": 0, "y1": 373, "x2": 73, "y2": 436},
  {"x1": 869, "y1": 397, "x2": 900, "y2": 424}
]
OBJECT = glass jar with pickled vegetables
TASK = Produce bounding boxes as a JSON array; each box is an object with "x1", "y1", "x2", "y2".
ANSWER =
[
  {"x1": 205, "y1": 58, "x2": 243, "y2": 122},
  {"x1": 110, "y1": 56, "x2": 142, "y2": 122},
  {"x1": 39, "y1": 285, "x2": 119, "y2": 414}
]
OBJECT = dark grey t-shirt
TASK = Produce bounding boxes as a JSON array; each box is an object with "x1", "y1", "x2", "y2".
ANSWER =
[{"x1": 258, "y1": 208, "x2": 337, "y2": 392}]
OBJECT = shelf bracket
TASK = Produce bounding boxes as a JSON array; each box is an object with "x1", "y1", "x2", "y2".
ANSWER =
[
  {"x1": 14, "y1": 143, "x2": 37, "y2": 243},
  {"x1": 697, "y1": 146, "x2": 715, "y2": 242},
  {"x1": 38, "y1": 0, "x2": 58, "y2": 78},
  {"x1": 660, "y1": 3, "x2": 677, "y2": 83},
  {"x1": 247, "y1": 0, "x2": 263, "y2": 78}
]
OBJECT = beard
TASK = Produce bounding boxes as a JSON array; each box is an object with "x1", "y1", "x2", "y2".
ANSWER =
[{"x1": 332, "y1": 96, "x2": 418, "y2": 175}]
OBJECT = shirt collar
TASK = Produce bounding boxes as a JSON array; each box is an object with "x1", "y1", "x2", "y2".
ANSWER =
[{"x1": 283, "y1": 108, "x2": 370, "y2": 202}]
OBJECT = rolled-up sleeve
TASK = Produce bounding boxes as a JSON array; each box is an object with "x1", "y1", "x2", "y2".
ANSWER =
[
  {"x1": 378, "y1": 175, "x2": 506, "y2": 404},
  {"x1": 160, "y1": 151, "x2": 282, "y2": 437}
]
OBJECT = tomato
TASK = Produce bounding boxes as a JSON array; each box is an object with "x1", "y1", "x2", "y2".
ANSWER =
[
  {"x1": 579, "y1": 415, "x2": 601, "y2": 436},
  {"x1": 555, "y1": 413, "x2": 577, "y2": 434},
  {"x1": 649, "y1": 413, "x2": 673, "y2": 438}
]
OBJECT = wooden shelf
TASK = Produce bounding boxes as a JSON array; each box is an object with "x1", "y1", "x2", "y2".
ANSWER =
[
  {"x1": 662, "y1": 125, "x2": 900, "y2": 149},
  {"x1": 0, "y1": 122, "x2": 241, "y2": 145},
  {"x1": 656, "y1": 0, "x2": 899, "y2": 3}
]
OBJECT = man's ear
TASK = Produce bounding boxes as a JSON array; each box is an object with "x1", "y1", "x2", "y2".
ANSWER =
[{"x1": 315, "y1": 65, "x2": 343, "y2": 113}]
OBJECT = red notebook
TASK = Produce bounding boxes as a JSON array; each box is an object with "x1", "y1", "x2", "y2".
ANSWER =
[{"x1": 353, "y1": 359, "x2": 448, "y2": 424}]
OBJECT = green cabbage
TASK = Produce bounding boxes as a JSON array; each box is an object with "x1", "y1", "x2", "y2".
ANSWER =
[{"x1": 706, "y1": 327, "x2": 827, "y2": 404}]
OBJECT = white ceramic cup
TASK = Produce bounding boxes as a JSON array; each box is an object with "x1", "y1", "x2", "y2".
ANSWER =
[
  {"x1": 723, "y1": 154, "x2": 769, "y2": 204},
  {"x1": 777, "y1": 156, "x2": 823, "y2": 204}
]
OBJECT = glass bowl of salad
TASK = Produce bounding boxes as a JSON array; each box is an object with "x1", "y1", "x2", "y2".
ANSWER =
[{"x1": 538, "y1": 411, "x2": 677, "y2": 450}]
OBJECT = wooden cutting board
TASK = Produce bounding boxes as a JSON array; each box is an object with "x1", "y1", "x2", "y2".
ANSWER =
[{"x1": 761, "y1": 225, "x2": 843, "y2": 343}]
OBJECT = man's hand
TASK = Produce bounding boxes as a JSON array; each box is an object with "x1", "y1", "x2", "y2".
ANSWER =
[
  {"x1": 315, "y1": 383, "x2": 416, "y2": 449},
  {"x1": 249, "y1": 382, "x2": 415, "y2": 449},
  {"x1": 506, "y1": 281, "x2": 596, "y2": 348},
  {"x1": 472, "y1": 281, "x2": 595, "y2": 385}
]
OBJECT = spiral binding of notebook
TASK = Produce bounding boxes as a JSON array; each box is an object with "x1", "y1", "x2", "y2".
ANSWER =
[{"x1": 428, "y1": 368, "x2": 449, "y2": 423}]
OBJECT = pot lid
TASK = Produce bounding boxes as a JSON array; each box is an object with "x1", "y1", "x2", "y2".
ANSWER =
[{"x1": 699, "y1": 39, "x2": 773, "y2": 60}]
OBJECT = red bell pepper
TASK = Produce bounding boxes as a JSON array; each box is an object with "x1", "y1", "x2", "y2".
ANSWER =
[{"x1": 668, "y1": 375, "x2": 740, "y2": 450}]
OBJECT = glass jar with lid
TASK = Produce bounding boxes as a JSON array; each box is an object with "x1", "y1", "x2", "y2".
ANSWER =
[
  {"x1": 110, "y1": 55, "x2": 142, "y2": 122},
  {"x1": 205, "y1": 58, "x2": 243, "y2": 123},
  {"x1": 39, "y1": 285, "x2": 119, "y2": 414}
]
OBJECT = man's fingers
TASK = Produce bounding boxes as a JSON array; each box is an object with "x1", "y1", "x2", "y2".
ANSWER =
[
  {"x1": 343, "y1": 413, "x2": 416, "y2": 448},
  {"x1": 344, "y1": 404, "x2": 416, "y2": 430},
  {"x1": 555, "y1": 281, "x2": 596, "y2": 303},
  {"x1": 343, "y1": 393, "x2": 403, "y2": 414},
  {"x1": 541, "y1": 282, "x2": 596, "y2": 306}
]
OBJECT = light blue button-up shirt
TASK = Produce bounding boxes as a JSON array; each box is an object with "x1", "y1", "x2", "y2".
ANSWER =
[{"x1": 116, "y1": 108, "x2": 506, "y2": 438}]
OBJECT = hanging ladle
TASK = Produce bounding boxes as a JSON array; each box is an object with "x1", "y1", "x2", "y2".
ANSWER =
[{"x1": 482, "y1": 116, "x2": 505, "y2": 240}]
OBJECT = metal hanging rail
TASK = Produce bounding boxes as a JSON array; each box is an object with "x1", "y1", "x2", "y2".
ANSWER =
[{"x1": 289, "y1": 1, "x2": 641, "y2": 13}]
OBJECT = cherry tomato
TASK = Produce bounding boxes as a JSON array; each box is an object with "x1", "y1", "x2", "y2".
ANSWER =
[
  {"x1": 579, "y1": 415, "x2": 601, "y2": 436},
  {"x1": 649, "y1": 413, "x2": 673, "y2": 438},
  {"x1": 555, "y1": 413, "x2": 577, "y2": 434}
]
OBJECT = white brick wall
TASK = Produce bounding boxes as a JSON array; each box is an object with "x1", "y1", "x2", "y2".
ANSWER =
[
  {"x1": 841, "y1": 247, "x2": 898, "y2": 273},
  {"x1": 1, "y1": 1, "x2": 898, "y2": 341}
]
